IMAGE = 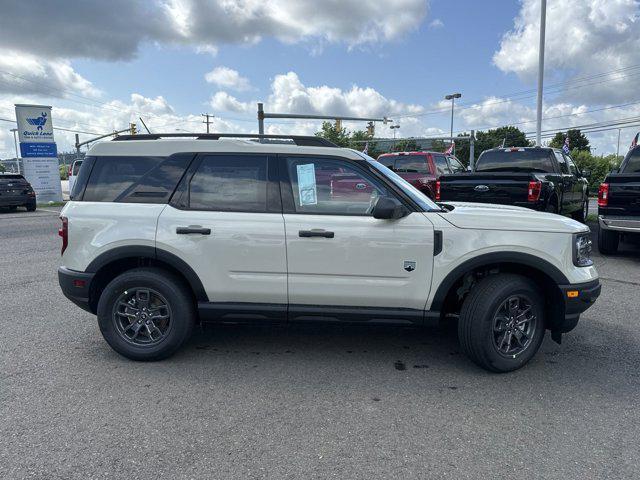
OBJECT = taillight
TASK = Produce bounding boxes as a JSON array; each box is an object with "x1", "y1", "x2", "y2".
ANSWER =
[
  {"x1": 435, "y1": 180, "x2": 441, "y2": 201},
  {"x1": 59, "y1": 216, "x2": 68, "y2": 255},
  {"x1": 527, "y1": 180, "x2": 542, "y2": 202},
  {"x1": 598, "y1": 183, "x2": 609, "y2": 207}
]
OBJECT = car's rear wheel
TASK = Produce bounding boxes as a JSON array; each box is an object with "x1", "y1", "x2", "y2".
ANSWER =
[
  {"x1": 598, "y1": 227, "x2": 619, "y2": 254},
  {"x1": 545, "y1": 199, "x2": 558, "y2": 214},
  {"x1": 97, "y1": 267, "x2": 195, "y2": 361},
  {"x1": 571, "y1": 199, "x2": 588, "y2": 223},
  {"x1": 458, "y1": 274, "x2": 545, "y2": 372},
  {"x1": 26, "y1": 201, "x2": 36, "y2": 212}
]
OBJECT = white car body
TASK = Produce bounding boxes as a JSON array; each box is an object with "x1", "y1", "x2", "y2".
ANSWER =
[{"x1": 57, "y1": 135, "x2": 601, "y2": 370}]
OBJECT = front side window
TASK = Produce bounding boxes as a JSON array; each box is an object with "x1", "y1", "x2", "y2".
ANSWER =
[
  {"x1": 447, "y1": 156, "x2": 465, "y2": 173},
  {"x1": 188, "y1": 155, "x2": 268, "y2": 212},
  {"x1": 394, "y1": 156, "x2": 429, "y2": 174},
  {"x1": 287, "y1": 157, "x2": 386, "y2": 215},
  {"x1": 433, "y1": 154, "x2": 450, "y2": 175},
  {"x1": 554, "y1": 152, "x2": 569, "y2": 174}
]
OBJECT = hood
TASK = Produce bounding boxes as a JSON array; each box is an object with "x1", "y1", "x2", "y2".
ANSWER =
[{"x1": 437, "y1": 202, "x2": 588, "y2": 234}]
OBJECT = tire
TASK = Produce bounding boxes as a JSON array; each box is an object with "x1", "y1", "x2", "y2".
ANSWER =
[
  {"x1": 97, "y1": 267, "x2": 195, "y2": 361},
  {"x1": 458, "y1": 274, "x2": 546, "y2": 373},
  {"x1": 26, "y1": 201, "x2": 36, "y2": 212},
  {"x1": 598, "y1": 227, "x2": 619, "y2": 255},
  {"x1": 571, "y1": 199, "x2": 588, "y2": 223}
]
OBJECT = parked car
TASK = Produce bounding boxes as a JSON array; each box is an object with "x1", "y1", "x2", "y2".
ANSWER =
[
  {"x1": 58, "y1": 133, "x2": 599, "y2": 372},
  {"x1": 0, "y1": 173, "x2": 36, "y2": 212},
  {"x1": 67, "y1": 159, "x2": 83, "y2": 195},
  {"x1": 597, "y1": 145, "x2": 640, "y2": 254},
  {"x1": 376, "y1": 151, "x2": 466, "y2": 199},
  {"x1": 438, "y1": 147, "x2": 590, "y2": 222}
]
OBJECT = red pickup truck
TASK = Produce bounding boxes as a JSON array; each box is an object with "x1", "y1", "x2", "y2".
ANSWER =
[{"x1": 376, "y1": 151, "x2": 466, "y2": 199}]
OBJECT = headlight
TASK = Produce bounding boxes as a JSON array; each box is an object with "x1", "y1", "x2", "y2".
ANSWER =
[{"x1": 573, "y1": 232, "x2": 593, "y2": 267}]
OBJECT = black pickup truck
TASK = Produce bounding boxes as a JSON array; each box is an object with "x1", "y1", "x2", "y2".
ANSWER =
[
  {"x1": 597, "y1": 145, "x2": 640, "y2": 253},
  {"x1": 438, "y1": 147, "x2": 590, "y2": 222}
]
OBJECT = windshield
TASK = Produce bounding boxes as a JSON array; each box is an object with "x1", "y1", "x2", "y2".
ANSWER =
[
  {"x1": 476, "y1": 149, "x2": 554, "y2": 173},
  {"x1": 352, "y1": 151, "x2": 440, "y2": 211}
]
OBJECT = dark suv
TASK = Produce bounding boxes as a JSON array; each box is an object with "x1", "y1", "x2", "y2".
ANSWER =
[
  {"x1": 0, "y1": 174, "x2": 36, "y2": 212},
  {"x1": 376, "y1": 151, "x2": 466, "y2": 199}
]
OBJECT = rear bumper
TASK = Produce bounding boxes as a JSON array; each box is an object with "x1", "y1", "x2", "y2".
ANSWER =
[
  {"x1": 599, "y1": 215, "x2": 640, "y2": 233},
  {"x1": 0, "y1": 194, "x2": 34, "y2": 207},
  {"x1": 554, "y1": 279, "x2": 601, "y2": 332},
  {"x1": 58, "y1": 267, "x2": 94, "y2": 313}
]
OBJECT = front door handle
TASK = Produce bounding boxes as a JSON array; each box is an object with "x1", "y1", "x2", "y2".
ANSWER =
[
  {"x1": 176, "y1": 226, "x2": 211, "y2": 235},
  {"x1": 299, "y1": 229, "x2": 334, "y2": 238}
]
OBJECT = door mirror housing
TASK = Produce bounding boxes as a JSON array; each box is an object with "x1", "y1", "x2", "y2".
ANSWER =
[
  {"x1": 372, "y1": 196, "x2": 409, "y2": 219},
  {"x1": 582, "y1": 169, "x2": 591, "y2": 179}
]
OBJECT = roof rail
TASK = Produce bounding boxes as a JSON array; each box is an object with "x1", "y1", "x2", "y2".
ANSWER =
[{"x1": 112, "y1": 133, "x2": 338, "y2": 148}]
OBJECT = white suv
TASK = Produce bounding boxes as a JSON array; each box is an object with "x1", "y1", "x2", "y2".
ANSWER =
[{"x1": 58, "y1": 134, "x2": 600, "y2": 372}]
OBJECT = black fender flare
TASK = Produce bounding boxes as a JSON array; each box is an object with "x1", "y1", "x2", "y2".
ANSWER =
[
  {"x1": 86, "y1": 245, "x2": 208, "y2": 301},
  {"x1": 429, "y1": 251, "x2": 569, "y2": 312}
]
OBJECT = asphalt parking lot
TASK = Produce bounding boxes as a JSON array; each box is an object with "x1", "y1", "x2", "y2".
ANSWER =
[{"x1": 1, "y1": 207, "x2": 639, "y2": 479}]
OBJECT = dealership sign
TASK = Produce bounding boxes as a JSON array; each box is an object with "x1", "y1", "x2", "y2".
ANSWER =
[{"x1": 15, "y1": 104, "x2": 62, "y2": 202}]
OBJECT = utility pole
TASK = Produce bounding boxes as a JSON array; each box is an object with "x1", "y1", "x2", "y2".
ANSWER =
[
  {"x1": 535, "y1": 0, "x2": 547, "y2": 146},
  {"x1": 469, "y1": 130, "x2": 475, "y2": 170},
  {"x1": 445, "y1": 93, "x2": 462, "y2": 155},
  {"x1": 202, "y1": 113, "x2": 214, "y2": 133},
  {"x1": 617, "y1": 128, "x2": 621, "y2": 157}
]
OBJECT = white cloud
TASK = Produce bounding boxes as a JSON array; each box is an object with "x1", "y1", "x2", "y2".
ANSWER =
[
  {"x1": 0, "y1": 0, "x2": 429, "y2": 62},
  {"x1": 209, "y1": 91, "x2": 251, "y2": 113},
  {"x1": 266, "y1": 71, "x2": 424, "y2": 119},
  {"x1": 429, "y1": 19, "x2": 444, "y2": 29},
  {"x1": 205, "y1": 67, "x2": 252, "y2": 91},
  {"x1": 493, "y1": 0, "x2": 640, "y2": 104},
  {"x1": 0, "y1": 49, "x2": 100, "y2": 99}
]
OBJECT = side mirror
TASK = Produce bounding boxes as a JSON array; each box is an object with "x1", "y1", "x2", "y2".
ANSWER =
[
  {"x1": 610, "y1": 168, "x2": 619, "y2": 174},
  {"x1": 466, "y1": 166, "x2": 473, "y2": 172},
  {"x1": 582, "y1": 169, "x2": 591, "y2": 178},
  {"x1": 372, "y1": 196, "x2": 408, "y2": 220}
]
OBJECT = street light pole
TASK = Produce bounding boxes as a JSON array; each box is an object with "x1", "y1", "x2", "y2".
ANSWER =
[
  {"x1": 445, "y1": 93, "x2": 461, "y2": 155},
  {"x1": 390, "y1": 124, "x2": 400, "y2": 150},
  {"x1": 535, "y1": 0, "x2": 547, "y2": 146},
  {"x1": 10, "y1": 128, "x2": 20, "y2": 174}
]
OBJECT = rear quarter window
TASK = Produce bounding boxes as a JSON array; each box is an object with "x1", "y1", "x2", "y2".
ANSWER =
[{"x1": 78, "y1": 154, "x2": 192, "y2": 203}]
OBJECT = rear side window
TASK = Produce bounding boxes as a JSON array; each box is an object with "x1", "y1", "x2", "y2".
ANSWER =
[
  {"x1": 80, "y1": 155, "x2": 191, "y2": 203},
  {"x1": 395, "y1": 156, "x2": 429, "y2": 174},
  {"x1": 433, "y1": 154, "x2": 450, "y2": 175},
  {"x1": 554, "y1": 152, "x2": 569, "y2": 174},
  {"x1": 71, "y1": 161, "x2": 83, "y2": 176},
  {"x1": 188, "y1": 155, "x2": 268, "y2": 212},
  {"x1": 447, "y1": 156, "x2": 465, "y2": 173},
  {"x1": 622, "y1": 148, "x2": 640, "y2": 172}
]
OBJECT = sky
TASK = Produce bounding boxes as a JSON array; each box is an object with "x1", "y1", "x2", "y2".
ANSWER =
[{"x1": 1, "y1": 0, "x2": 640, "y2": 158}]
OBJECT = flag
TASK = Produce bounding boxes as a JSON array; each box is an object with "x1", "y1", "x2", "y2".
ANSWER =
[
  {"x1": 562, "y1": 135, "x2": 570, "y2": 154},
  {"x1": 631, "y1": 132, "x2": 639, "y2": 148},
  {"x1": 362, "y1": 142, "x2": 369, "y2": 155},
  {"x1": 444, "y1": 141, "x2": 454, "y2": 155}
]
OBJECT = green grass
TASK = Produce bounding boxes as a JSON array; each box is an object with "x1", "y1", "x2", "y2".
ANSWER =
[
  {"x1": 586, "y1": 213, "x2": 598, "y2": 223},
  {"x1": 37, "y1": 201, "x2": 67, "y2": 207}
]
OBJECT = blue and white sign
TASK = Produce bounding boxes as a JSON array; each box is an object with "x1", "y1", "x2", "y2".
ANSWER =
[
  {"x1": 20, "y1": 142, "x2": 58, "y2": 158},
  {"x1": 15, "y1": 104, "x2": 62, "y2": 202}
]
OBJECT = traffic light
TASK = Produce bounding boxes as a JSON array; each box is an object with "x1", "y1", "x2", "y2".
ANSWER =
[
  {"x1": 367, "y1": 122, "x2": 375, "y2": 136},
  {"x1": 129, "y1": 123, "x2": 137, "y2": 135}
]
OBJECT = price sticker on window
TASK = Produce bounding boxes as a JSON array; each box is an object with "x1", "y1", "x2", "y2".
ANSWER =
[{"x1": 296, "y1": 163, "x2": 317, "y2": 206}]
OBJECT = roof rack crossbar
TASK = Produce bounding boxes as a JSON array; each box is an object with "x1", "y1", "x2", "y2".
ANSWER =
[{"x1": 112, "y1": 133, "x2": 338, "y2": 147}]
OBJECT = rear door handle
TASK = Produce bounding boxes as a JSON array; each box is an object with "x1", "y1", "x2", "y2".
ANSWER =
[
  {"x1": 176, "y1": 226, "x2": 211, "y2": 235},
  {"x1": 299, "y1": 229, "x2": 334, "y2": 238}
]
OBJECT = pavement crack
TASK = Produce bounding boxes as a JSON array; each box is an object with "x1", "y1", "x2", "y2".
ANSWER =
[{"x1": 600, "y1": 277, "x2": 640, "y2": 286}]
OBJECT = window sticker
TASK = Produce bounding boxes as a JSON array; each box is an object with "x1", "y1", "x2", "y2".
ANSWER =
[{"x1": 296, "y1": 163, "x2": 317, "y2": 206}]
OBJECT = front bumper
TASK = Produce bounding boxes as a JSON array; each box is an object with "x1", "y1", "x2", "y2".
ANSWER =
[
  {"x1": 599, "y1": 215, "x2": 640, "y2": 233},
  {"x1": 554, "y1": 279, "x2": 601, "y2": 333},
  {"x1": 58, "y1": 267, "x2": 95, "y2": 313}
]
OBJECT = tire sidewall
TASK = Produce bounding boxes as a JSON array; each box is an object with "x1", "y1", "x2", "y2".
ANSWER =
[
  {"x1": 466, "y1": 278, "x2": 546, "y2": 372},
  {"x1": 97, "y1": 269, "x2": 194, "y2": 361}
]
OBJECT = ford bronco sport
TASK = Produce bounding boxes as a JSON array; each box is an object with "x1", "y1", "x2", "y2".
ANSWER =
[{"x1": 58, "y1": 133, "x2": 600, "y2": 372}]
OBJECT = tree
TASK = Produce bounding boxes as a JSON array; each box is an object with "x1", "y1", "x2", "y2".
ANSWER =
[
  {"x1": 392, "y1": 139, "x2": 419, "y2": 152},
  {"x1": 0, "y1": 163, "x2": 5, "y2": 173},
  {"x1": 549, "y1": 129, "x2": 590, "y2": 152},
  {"x1": 315, "y1": 121, "x2": 381, "y2": 157},
  {"x1": 569, "y1": 149, "x2": 621, "y2": 192}
]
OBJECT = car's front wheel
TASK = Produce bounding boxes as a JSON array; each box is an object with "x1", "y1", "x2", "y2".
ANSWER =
[
  {"x1": 97, "y1": 267, "x2": 195, "y2": 361},
  {"x1": 458, "y1": 274, "x2": 545, "y2": 372},
  {"x1": 571, "y1": 199, "x2": 588, "y2": 223}
]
